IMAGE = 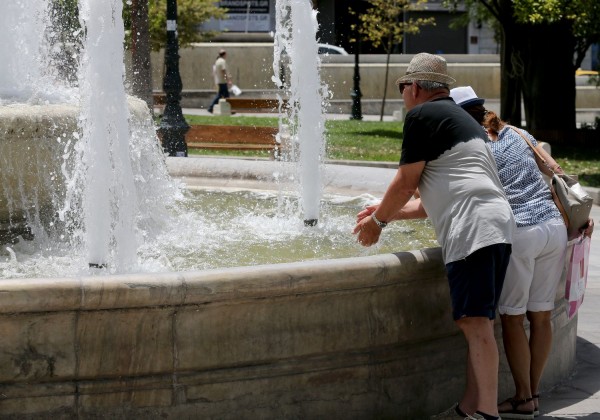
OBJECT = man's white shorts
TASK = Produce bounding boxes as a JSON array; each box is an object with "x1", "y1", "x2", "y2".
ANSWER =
[{"x1": 498, "y1": 218, "x2": 567, "y2": 315}]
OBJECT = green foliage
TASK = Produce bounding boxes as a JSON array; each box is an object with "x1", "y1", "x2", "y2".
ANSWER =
[
  {"x1": 443, "y1": 0, "x2": 502, "y2": 44},
  {"x1": 144, "y1": 0, "x2": 226, "y2": 51},
  {"x1": 48, "y1": 1, "x2": 226, "y2": 54},
  {"x1": 350, "y1": 0, "x2": 434, "y2": 52},
  {"x1": 512, "y1": 0, "x2": 600, "y2": 60}
]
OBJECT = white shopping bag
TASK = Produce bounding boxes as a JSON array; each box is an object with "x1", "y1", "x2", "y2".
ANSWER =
[
  {"x1": 565, "y1": 236, "x2": 590, "y2": 319},
  {"x1": 230, "y1": 85, "x2": 242, "y2": 96}
]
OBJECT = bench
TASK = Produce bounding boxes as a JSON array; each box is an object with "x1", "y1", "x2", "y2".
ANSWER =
[
  {"x1": 153, "y1": 92, "x2": 166, "y2": 112},
  {"x1": 225, "y1": 98, "x2": 289, "y2": 113},
  {"x1": 184, "y1": 124, "x2": 280, "y2": 158}
]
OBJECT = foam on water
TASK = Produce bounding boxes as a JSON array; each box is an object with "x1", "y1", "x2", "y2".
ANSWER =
[{"x1": 0, "y1": 190, "x2": 437, "y2": 278}]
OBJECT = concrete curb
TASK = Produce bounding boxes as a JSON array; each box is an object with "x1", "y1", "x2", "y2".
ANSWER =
[{"x1": 585, "y1": 186, "x2": 600, "y2": 205}]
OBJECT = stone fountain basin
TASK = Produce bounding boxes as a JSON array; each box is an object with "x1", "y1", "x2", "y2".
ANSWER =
[
  {"x1": 0, "y1": 159, "x2": 576, "y2": 418},
  {"x1": 0, "y1": 99, "x2": 150, "y2": 228},
  {"x1": 0, "y1": 104, "x2": 76, "y2": 226}
]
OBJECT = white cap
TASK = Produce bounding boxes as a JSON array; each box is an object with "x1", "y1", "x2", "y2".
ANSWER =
[{"x1": 449, "y1": 86, "x2": 485, "y2": 108}]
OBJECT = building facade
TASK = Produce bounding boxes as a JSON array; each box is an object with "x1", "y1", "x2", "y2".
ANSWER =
[{"x1": 202, "y1": 0, "x2": 498, "y2": 55}]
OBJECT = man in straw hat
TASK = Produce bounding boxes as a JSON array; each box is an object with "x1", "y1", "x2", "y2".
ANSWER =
[{"x1": 354, "y1": 53, "x2": 515, "y2": 420}]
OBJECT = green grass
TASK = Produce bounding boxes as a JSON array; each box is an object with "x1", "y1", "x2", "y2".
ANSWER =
[
  {"x1": 551, "y1": 144, "x2": 600, "y2": 187},
  {"x1": 180, "y1": 115, "x2": 600, "y2": 187},
  {"x1": 325, "y1": 119, "x2": 403, "y2": 162},
  {"x1": 185, "y1": 115, "x2": 279, "y2": 127}
]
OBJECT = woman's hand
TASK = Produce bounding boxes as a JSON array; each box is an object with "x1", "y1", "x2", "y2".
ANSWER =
[
  {"x1": 581, "y1": 218, "x2": 594, "y2": 238},
  {"x1": 356, "y1": 204, "x2": 378, "y2": 223}
]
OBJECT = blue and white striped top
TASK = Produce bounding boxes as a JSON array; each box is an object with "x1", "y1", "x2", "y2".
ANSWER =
[{"x1": 488, "y1": 126, "x2": 562, "y2": 227}]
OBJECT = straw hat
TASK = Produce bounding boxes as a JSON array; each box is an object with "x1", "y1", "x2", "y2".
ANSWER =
[{"x1": 395, "y1": 53, "x2": 456, "y2": 86}]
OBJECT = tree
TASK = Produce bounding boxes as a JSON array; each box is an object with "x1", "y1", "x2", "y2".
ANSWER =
[
  {"x1": 448, "y1": 0, "x2": 600, "y2": 132},
  {"x1": 351, "y1": 0, "x2": 434, "y2": 121},
  {"x1": 122, "y1": 0, "x2": 225, "y2": 107},
  {"x1": 511, "y1": 0, "x2": 600, "y2": 131},
  {"x1": 141, "y1": 0, "x2": 225, "y2": 51}
]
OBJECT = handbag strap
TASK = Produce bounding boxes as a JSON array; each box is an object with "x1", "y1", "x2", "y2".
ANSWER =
[
  {"x1": 508, "y1": 125, "x2": 570, "y2": 226},
  {"x1": 508, "y1": 125, "x2": 556, "y2": 176}
]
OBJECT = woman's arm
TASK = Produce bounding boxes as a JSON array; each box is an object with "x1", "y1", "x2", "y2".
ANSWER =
[{"x1": 534, "y1": 143, "x2": 564, "y2": 176}]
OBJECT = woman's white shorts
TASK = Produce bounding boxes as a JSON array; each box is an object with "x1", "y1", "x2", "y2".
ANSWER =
[{"x1": 498, "y1": 217, "x2": 567, "y2": 315}]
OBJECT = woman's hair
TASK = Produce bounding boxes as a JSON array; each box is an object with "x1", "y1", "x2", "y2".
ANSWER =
[
  {"x1": 464, "y1": 105, "x2": 505, "y2": 136},
  {"x1": 482, "y1": 110, "x2": 504, "y2": 137}
]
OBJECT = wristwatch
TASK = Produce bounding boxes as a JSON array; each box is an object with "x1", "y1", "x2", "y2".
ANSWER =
[{"x1": 371, "y1": 213, "x2": 387, "y2": 229}]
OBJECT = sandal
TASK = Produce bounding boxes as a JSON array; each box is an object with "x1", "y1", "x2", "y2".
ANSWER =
[
  {"x1": 532, "y1": 394, "x2": 540, "y2": 417},
  {"x1": 498, "y1": 397, "x2": 535, "y2": 419}
]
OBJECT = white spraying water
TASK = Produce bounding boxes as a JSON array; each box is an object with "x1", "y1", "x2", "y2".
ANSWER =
[
  {"x1": 0, "y1": 1, "x2": 75, "y2": 104},
  {"x1": 77, "y1": 0, "x2": 138, "y2": 270},
  {"x1": 274, "y1": 0, "x2": 327, "y2": 224}
]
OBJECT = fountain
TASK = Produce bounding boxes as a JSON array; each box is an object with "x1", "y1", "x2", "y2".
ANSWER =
[
  {"x1": 274, "y1": 0, "x2": 327, "y2": 226},
  {"x1": 0, "y1": 1, "x2": 577, "y2": 418}
]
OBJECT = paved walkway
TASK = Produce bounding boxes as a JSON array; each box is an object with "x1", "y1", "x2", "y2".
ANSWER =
[
  {"x1": 537, "y1": 203, "x2": 600, "y2": 420},
  {"x1": 180, "y1": 107, "x2": 397, "y2": 121}
]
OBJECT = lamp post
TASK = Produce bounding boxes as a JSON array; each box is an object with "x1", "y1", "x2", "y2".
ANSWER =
[
  {"x1": 350, "y1": 39, "x2": 363, "y2": 120},
  {"x1": 159, "y1": 0, "x2": 189, "y2": 157}
]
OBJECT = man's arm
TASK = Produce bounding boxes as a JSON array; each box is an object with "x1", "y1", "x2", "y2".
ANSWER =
[{"x1": 353, "y1": 161, "x2": 425, "y2": 246}]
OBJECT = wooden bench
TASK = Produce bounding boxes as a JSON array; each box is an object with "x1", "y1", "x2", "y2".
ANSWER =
[
  {"x1": 184, "y1": 124, "x2": 280, "y2": 158},
  {"x1": 153, "y1": 92, "x2": 166, "y2": 112},
  {"x1": 225, "y1": 98, "x2": 289, "y2": 113}
]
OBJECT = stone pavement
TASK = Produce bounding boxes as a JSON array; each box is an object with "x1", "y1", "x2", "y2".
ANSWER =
[
  {"x1": 537, "y1": 203, "x2": 600, "y2": 420},
  {"x1": 180, "y1": 107, "x2": 397, "y2": 121}
]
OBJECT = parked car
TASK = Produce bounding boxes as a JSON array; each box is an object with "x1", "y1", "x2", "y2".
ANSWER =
[
  {"x1": 576, "y1": 68, "x2": 599, "y2": 86},
  {"x1": 317, "y1": 43, "x2": 348, "y2": 55},
  {"x1": 576, "y1": 68, "x2": 598, "y2": 76}
]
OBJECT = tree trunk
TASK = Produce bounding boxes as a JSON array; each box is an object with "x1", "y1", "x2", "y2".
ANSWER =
[
  {"x1": 520, "y1": 22, "x2": 576, "y2": 131},
  {"x1": 499, "y1": 21, "x2": 524, "y2": 126},
  {"x1": 130, "y1": 0, "x2": 153, "y2": 110},
  {"x1": 379, "y1": 50, "x2": 392, "y2": 122},
  {"x1": 490, "y1": 0, "x2": 578, "y2": 132}
]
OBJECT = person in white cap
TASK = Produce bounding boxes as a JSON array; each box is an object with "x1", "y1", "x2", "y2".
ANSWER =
[
  {"x1": 450, "y1": 86, "x2": 593, "y2": 419},
  {"x1": 208, "y1": 49, "x2": 233, "y2": 113},
  {"x1": 354, "y1": 54, "x2": 515, "y2": 420}
]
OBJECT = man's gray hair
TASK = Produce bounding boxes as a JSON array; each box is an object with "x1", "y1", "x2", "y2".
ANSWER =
[{"x1": 418, "y1": 80, "x2": 449, "y2": 91}]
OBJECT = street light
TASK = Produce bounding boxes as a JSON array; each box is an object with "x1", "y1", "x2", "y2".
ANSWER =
[
  {"x1": 350, "y1": 39, "x2": 363, "y2": 120},
  {"x1": 159, "y1": 0, "x2": 189, "y2": 157}
]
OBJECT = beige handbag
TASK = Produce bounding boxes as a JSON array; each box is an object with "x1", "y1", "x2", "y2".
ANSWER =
[{"x1": 509, "y1": 126, "x2": 593, "y2": 240}]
